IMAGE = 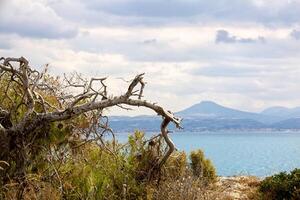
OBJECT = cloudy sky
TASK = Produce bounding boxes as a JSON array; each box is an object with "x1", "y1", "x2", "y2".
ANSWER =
[{"x1": 0, "y1": 0, "x2": 300, "y2": 115}]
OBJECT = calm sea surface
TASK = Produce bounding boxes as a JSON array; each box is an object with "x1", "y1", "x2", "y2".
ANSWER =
[{"x1": 113, "y1": 131, "x2": 300, "y2": 177}]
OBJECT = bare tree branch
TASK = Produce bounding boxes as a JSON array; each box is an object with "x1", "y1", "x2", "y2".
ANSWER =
[{"x1": 0, "y1": 57, "x2": 182, "y2": 181}]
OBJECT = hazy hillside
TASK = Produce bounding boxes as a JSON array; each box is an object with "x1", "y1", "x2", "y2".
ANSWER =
[
  {"x1": 110, "y1": 101, "x2": 300, "y2": 132},
  {"x1": 177, "y1": 101, "x2": 280, "y2": 124},
  {"x1": 271, "y1": 118, "x2": 300, "y2": 129},
  {"x1": 261, "y1": 106, "x2": 300, "y2": 119}
]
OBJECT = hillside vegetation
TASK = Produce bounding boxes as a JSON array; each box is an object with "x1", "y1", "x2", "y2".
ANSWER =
[{"x1": 0, "y1": 57, "x2": 299, "y2": 200}]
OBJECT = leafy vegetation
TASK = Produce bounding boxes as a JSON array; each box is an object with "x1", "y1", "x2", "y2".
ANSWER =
[
  {"x1": 2, "y1": 57, "x2": 297, "y2": 200},
  {"x1": 0, "y1": 57, "x2": 182, "y2": 199},
  {"x1": 259, "y1": 168, "x2": 300, "y2": 200},
  {"x1": 0, "y1": 131, "x2": 217, "y2": 199},
  {"x1": 190, "y1": 149, "x2": 217, "y2": 184}
]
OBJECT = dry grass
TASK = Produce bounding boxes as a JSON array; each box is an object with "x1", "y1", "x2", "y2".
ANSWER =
[
  {"x1": 152, "y1": 174, "x2": 214, "y2": 200},
  {"x1": 210, "y1": 176, "x2": 261, "y2": 200},
  {"x1": 1, "y1": 180, "x2": 61, "y2": 200},
  {"x1": 151, "y1": 174, "x2": 261, "y2": 200},
  {"x1": 0, "y1": 175, "x2": 261, "y2": 200}
]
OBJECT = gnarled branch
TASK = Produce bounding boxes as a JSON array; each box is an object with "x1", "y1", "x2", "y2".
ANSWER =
[{"x1": 0, "y1": 57, "x2": 182, "y2": 179}]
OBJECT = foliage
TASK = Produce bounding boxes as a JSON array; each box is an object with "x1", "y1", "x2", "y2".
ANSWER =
[
  {"x1": 259, "y1": 168, "x2": 300, "y2": 200},
  {"x1": 0, "y1": 131, "x2": 217, "y2": 200},
  {"x1": 0, "y1": 57, "x2": 181, "y2": 193},
  {"x1": 0, "y1": 57, "x2": 216, "y2": 199},
  {"x1": 190, "y1": 150, "x2": 217, "y2": 184}
]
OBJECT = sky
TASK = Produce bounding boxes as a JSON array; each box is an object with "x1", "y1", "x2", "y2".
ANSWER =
[{"x1": 0, "y1": 0, "x2": 300, "y2": 115}]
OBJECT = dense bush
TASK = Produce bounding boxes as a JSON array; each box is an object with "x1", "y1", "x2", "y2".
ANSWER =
[
  {"x1": 259, "y1": 168, "x2": 300, "y2": 200},
  {"x1": 0, "y1": 57, "x2": 217, "y2": 199},
  {"x1": 0, "y1": 131, "x2": 217, "y2": 200},
  {"x1": 190, "y1": 150, "x2": 217, "y2": 184}
]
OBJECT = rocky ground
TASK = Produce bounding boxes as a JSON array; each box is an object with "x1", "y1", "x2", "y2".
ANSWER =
[{"x1": 211, "y1": 176, "x2": 261, "y2": 200}]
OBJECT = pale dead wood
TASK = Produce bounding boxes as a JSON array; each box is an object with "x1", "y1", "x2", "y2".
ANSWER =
[{"x1": 0, "y1": 57, "x2": 182, "y2": 178}]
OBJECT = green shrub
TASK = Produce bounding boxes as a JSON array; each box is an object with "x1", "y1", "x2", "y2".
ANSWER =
[
  {"x1": 0, "y1": 131, "x2": 218, "y2": 200},
  {"x1": 165, "y1": 151, "x2": 187, "y2": 179},
  {"x1": 60, "y1": 136, "x2": 147, "y2": 199},
  {"x1": 259, "y1": 168, "x2": 300, "y2": 200},
  {"x1": 190, "y1": 150, "x2": 217, "y2": 183}
]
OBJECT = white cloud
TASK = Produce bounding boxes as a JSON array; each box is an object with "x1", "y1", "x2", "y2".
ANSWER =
[
  {"x1": 0, "y1": 0, "x2": 78, "y2": 38},
  {"x1": 1, "y1": 0, "x2": 300, "y2": 115}
]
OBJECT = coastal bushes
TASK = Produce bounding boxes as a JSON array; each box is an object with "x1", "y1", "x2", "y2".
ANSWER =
[
  {"x1": 0, "y1": 57, "x2": 182, "y2": 199},
  {"x1": 0, "y1": 131, "x2": 217, "y2": 199},
  {"x1": 190, "y1": 150, "x2": 217, "y2": 184},
  {"x1": 259, "y1": 168, "x2": 300, "y2": 200},
  {"x1": 0, "y1": 57, "x2": 217, "y2": 199}
]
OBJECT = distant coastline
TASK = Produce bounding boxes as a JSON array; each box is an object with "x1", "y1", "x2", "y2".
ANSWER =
[{"x1": 109, "y1": 101, "x2": 300, "y2": 132}]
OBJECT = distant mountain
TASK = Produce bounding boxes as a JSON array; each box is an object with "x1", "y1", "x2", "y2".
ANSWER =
[
  {"x1": 261, "y1": 106, "x2": 291, "y2": 116},
  {"x1": 177, "y1": 101, "x2": 279, "y2": 124},
  {"x1": 271, "y1": 118, "x2": 300, "y2": 129},
  {"x1": 177, "y1": 101, "x2": 260, "y2": 118},
  {"x1": 261, "y1": 106, "x2": 300, "y2": 119},
  {"x1": 109, "y1": 101, "x2": 300, "y2": 132},
  {"x1": 177, "y1": 101, "x2": 255, "y2": 118}
]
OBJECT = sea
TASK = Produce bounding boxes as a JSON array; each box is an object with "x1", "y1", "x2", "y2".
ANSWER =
[{"x1": 112, "y1": 131, "x2": 300, "y2": 177}]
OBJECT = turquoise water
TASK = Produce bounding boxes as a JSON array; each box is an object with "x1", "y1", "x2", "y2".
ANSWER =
[{"x1": 113, "y1": 131, "x2": 300, "y2": 177}]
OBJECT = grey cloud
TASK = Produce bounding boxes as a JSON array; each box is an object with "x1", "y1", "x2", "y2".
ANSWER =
[
  {"x1": 85, "y1": 0, "x2": 204, "y2": 18},
  {"x1": 68, "y1": 30, "x2": 295, "y2": 65},
  {"x1": 290, "y1": 29, "x2": 300, "y2": 40},
  {"x1": 215, "y1": 30, "x2": 265, "y2": 44},
  {"x1": 49, "y1": 0, "x2": 300, "y2": 26},
  {"x1": 215, "y1": 30, "x2": 237, "y2": 43},
  {"x1": 189, "y1": 65, "x2": 271, "y2": 78},
  {"x1": 0, "y1": 0, "x2": 78, "y2": 39},
  {"x1": 0, "y1": 23, "x2": 78, "y2": 39},
  {"x1": 142, "y1": 39, "x2": 157, "y2": 45},
  {"x1": 0, "y1": 41, "x2": 11, "y2": 50}
]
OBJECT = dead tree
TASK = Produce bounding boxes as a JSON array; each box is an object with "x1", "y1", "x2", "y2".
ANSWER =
[{"x1": 0, "y1": 57, "x2": 181, "y2": 181}]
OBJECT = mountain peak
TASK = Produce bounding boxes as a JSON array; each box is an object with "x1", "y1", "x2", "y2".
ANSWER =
[
  {"x1": 261, "y1": 106, "x2": 300, "y2": 118},
  {"x1": 111, "y1": 101, "x2": 300, "y2": 131},
  {"x1": 188, "y1": 100, "x2": 224, "y2": 109},
  {"x1": 261, "y1": 106, "x2": 290, "y2": 116},
  {"x1": 198, "y1": 100, "x2": 219, "y2": 106},
  {"x1": 177, "y1": 100, "x2": 239, "y2": 117}
]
